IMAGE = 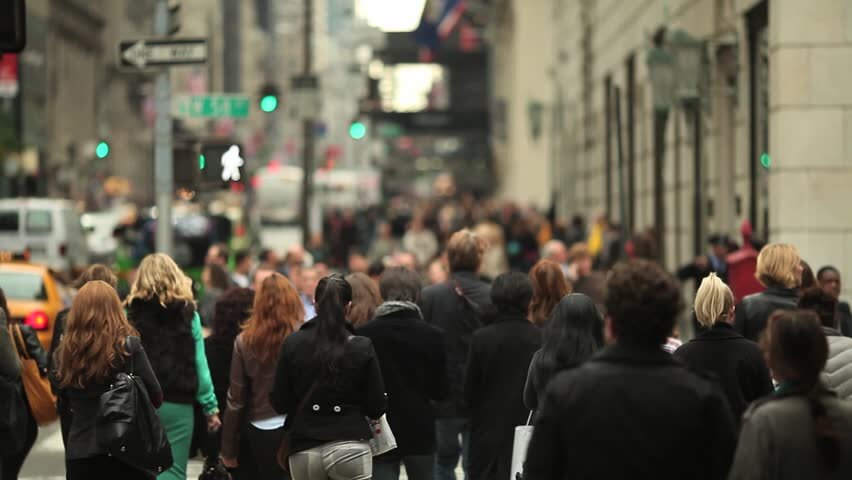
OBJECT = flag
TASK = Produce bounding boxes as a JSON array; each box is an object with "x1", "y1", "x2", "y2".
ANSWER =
[{"x1": 437, "y1": 0, "x2": 467, "y2": 39}]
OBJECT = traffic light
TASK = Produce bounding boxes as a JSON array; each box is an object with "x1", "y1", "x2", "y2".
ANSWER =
[
  {"x1": 349, "y1": 120, "x2": 367, "y2": 140},
  {"x1": 200, "y1": 141, "x2": 245, "y2": 190},
  {"x1": 0, "y1": 0, "x2": 26, "y2": 53},
  {"x1": 258, "y1": 83, "x2": 280, "y2": 113},
  {"x1": 173, "y1": 141, "x2": 200, "y2": 190},
  {"x1": 759, "y1": 152, "x2": 771, "y2": 169},
  {"x1": 95, "y1": 141, "x2": 110, "y2": 159}
]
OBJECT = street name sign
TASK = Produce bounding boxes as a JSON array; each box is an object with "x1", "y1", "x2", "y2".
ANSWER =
[
  {"x1": 119, "y1": 38, "x2": 207, "y2": 70},
  {"x1": 172, "y1": 94, "x2": 250, "y2": 119}
]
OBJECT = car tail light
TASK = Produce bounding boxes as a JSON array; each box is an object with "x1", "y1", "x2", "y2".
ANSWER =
[
  {"x1": 59, "y1": 244, "x2": 67, "y2": 256},
  {"x1": 25, "y1": 310, "x2": 49, "y2": 331}
]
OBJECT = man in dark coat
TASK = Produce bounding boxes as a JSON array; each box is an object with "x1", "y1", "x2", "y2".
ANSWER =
[
  {"x1": 420, "y1": 229, "x2": 496, "y2": 480},
  {"x1": 464, "y1": 272, "x2": 541, "y2": 480},
  {"x1": 524, "y1": 259, "x2": 737, "y2": 480},
  {"x1": 358, "y1": 267, "x2": 448, "y2": 480}
]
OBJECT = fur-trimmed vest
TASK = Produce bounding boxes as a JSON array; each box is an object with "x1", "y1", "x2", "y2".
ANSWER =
[{"x1": 127, "y1": 298, "x2": 198, "y2": 404}]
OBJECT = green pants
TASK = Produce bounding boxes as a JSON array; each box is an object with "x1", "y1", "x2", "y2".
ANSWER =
[{"x1": 157, "y1": 402, "x2": 194, "y2": 480}]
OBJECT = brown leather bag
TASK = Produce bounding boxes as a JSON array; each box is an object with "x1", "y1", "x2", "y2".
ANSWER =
[{"x1": 11, "y1": 324, "x2": 58, "y2": 426}]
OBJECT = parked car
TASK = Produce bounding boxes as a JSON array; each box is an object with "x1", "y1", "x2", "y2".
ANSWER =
[
  {"x1": 0, "y1": 198, "x2": 89, "y2": 274},
  {"x1": 0, "y1": 260, "x2": 72, "y2": 349}
]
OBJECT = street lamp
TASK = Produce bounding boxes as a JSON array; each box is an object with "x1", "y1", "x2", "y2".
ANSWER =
[
  {"x1": 646, "y1": 44, "x2": 675, "y2": 266},
  {"x1": 646, "y1": 46, "x2": 675, "y2": 112},
  {"x1": 669, "y1": 29, "x2": 704, "y2": 104}
]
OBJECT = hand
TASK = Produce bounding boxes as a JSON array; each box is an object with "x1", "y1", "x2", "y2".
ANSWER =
[
  {"x1": 221, "y1": 456, "x2": 238, "y2": 469},
  {"x1": 206, "y1": 413, "x2": 222, "y2": 432}
]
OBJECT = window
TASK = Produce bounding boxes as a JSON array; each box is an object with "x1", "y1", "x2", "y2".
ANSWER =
[
  {"x1": 0, "y1": 212, "x2": 19, "y2": 232},
  {"x1": 0, "y1": 271, "x2": 47, "y2": 301},
  {"x1": 25, "y1": 210, "x2": 52, "y2": 234}
]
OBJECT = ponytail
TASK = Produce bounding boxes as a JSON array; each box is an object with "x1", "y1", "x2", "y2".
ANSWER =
[
  {"x1": 693, "y1": 273, "x2": 733, "y2": 328},
  {"x1": 313, "y1": 274, "x2": 353, "y2": 373},
  {"x1": 806, "y1": 387, "x2": 841, "y2": 470}
]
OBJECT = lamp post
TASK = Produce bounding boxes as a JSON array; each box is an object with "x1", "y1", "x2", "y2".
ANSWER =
[
  {"x1": 646, "y1": 28, "x2": 706, "y2": 260},
  {"x1": 646, "y1": 45, "x2": 675, "y2": 265}
]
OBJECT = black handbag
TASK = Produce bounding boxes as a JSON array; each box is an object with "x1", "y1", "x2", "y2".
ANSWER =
[
  {"x1": 0, "y1": 375, "x2": 28, "y2": 453},
  {"x1": 198, "y1": 457, "x2": 231, "y2": 480},
  {"x1": 96, "y1": 337, "x2": 174, "y2": 476}
]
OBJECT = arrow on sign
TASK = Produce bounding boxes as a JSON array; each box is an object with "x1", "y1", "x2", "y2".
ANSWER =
[{"x1": 119, "y1": 38, "x2": 208, "y2": 70}]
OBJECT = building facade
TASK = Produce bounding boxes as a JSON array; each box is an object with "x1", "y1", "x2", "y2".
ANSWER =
[{"x1": 490, "y1": 0, "x2": 852, "y2": 292}]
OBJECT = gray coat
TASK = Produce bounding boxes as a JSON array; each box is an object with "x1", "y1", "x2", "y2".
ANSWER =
[
  {"x1": 0, "y1": 310, "x2": 21, "y2": 381},
  {"x1": 729, "y1": 394, "x2": 852, "y2": 480},
  {"x1": 823, "y1": 327, "x2": 852, "y2": 400}
]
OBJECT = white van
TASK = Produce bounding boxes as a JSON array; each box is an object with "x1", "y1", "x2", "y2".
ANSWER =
[{"x1": 0, "y1": 198, "x2": 89, "y2": 274}]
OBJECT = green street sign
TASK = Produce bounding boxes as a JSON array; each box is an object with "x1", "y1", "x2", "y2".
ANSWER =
[{"x1": 172, "y1": 94, "x2": 251, "y2": 118}]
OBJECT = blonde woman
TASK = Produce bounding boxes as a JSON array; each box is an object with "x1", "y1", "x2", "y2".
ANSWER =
[
  {"x1": 674, "y1": 273, "x2": 773, "y2": 428},
  {"x1": 734, "y1": 243, "x2": 804, "y2": 341},
  {"x1": 125, "y1": 253, "x2": 220, "y2": 480}
]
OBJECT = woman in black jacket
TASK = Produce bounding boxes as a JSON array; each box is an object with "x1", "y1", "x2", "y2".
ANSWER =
[
  {"x1": 0, "y1": 287, "x2": 49, "y2": 480},
  {"x1": 357, "y1": 267, "x2": 448, "y2": 480},
  {"x1": 271, "y1": 274, "x2": 387, "y2": 480},
  {"x1": 464, "y1": 273, "x2": 542, "y2": 480},
  {"x1": 524, "y1": 293, "x2": 603, "y2": 411},
  {"x1": 54, "y1": 281, "x2": 162, "y2": 479},
  {"x1": 734, "y1": 243, "x2": 803, "y2": 341},
  {"x1": 674, "y1": 273, "x2": 774, "y2": 428},
  {"x1": 202, "y1": 287, "x2": 254, "y2": 478}
]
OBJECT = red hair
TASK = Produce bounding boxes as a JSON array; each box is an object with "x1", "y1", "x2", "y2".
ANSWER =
[
  {"x1": 528, "y1": 260, "x2": 572, "y2": 326},
  {"x1": 242, "y1": 273, "x2": 304, "y2": 363}
]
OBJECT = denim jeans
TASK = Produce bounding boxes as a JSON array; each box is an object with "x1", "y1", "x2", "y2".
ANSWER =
[
  {"x1": 434, "y1": 418, "x2": 470, "y2": 480},
  {"x1": 373, "y1": 454, "x2": 433, "y2": 480}
]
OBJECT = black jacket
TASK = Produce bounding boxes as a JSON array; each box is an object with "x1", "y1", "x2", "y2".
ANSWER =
[
  {"x1": 673, "y1": 322, "x2": 774, "y2": 428},
  {"x1": 126, "y1": 298, "x2": 198, "y2": 404},
  {"x1": 734, "y1": 286, "x2": 798, "y2": 341},
  {"x1": 356, "y1": 303, "x2": 448, "y2": 457},
  {"x1": 524, "y1": 344, "x2": 737, "y2": 480},
  {"x1": 62, "y1": 336, "x2": 162, "y2": 460},
  {"x1": 270, "y1": 320, "x2": 386, "y2": 456},
  {"x1": 465, "y1": 313, "x2": 541, "y2": 480},
  {"x1": 838, "y1": 301, "x2": 852, "y2": 337},
  {"x1": 204, "y1": 334, "x2": 236, "y2": 416},
  {"x1": 420, "y1": 271, "x2": 495, "y2": 418}
]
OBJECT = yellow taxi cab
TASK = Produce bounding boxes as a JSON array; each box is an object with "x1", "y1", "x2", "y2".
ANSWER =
[{"x1": 0, "y1": 252, "x2": 72, "y2": 350}]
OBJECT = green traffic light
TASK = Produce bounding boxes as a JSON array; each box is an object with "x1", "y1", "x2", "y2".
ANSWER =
[
  {"x1": 349, "y1": 122, "x2": 367, "y2": 140},
  {"x1": 260, "y1": 95, "x2": 278, "y2": 113},
  {"x1": 95, "y1": 141, "x2": 110, "y2": 159},
  {"x1": 760, "y1": 152, "x2": 771, "y2": 169},
  {"x1": 199, "y1": 154, "x2": 206, "y2": 170}
]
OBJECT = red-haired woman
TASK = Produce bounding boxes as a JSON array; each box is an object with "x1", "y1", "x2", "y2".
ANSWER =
[
  {"x1": 220, "y1": 273, "x2": 304, "y2": 479},
  {"x1": 528, "y1": 260, "x2": 572, "y2": 327}
]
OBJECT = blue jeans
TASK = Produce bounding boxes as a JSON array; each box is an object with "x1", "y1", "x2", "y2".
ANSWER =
[
  {"x1": 374, "y1": 455, "x2": 433, "y2": 480},
  {"x1": 434, "y1": 418, "x2": 470, "y2": 480}
]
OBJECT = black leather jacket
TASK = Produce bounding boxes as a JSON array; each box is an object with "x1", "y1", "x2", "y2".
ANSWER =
[{"x1": 734, "y1": 286, "x2": 799, "y2": 342}]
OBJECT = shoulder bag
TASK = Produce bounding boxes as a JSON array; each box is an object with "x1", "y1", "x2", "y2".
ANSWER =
[
  {"x1": 510, "y1": 411, "x2": 534, "y2": 480},
  {"x1": 10, "y1": 324, "x2": 58, "y2": 425},
  {"x1": 96, "y1": 337, "x2": 173, "y2": 476}
]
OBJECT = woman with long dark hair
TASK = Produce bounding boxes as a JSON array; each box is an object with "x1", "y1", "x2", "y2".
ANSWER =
[
  {"x1": 220, "y1": 274, "x2": 303, "y2": 479},
  {"x1": 271, "y1": 274, "x2": 386, "y2": 479},
  {"x1": 55, "y1": 281, "x2": 162, "y2": 479},
  {"x1": 524, "y1": 293, "x2": 603, "y2": 410},
  {"x1": 528, "y1": 260, "x2": 571, "y2": 327},
  {"x1": 730, "y1": 310, "x2": 852, "y2": 478}
]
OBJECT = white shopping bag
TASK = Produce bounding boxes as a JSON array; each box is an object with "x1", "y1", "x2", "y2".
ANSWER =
[
  {"x1": 368, "y1": 414, "x2": 397, "y2": 457},
  {"x1": 510, "y1": 412, "x2": 534, "y2": 480}
]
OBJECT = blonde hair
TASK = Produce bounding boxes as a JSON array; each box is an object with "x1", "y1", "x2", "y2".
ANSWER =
[
  {"x1": 694, "y1": 273, "x2": 734, "y2": 328},
  {"x1": 756, "y1": 243, "x2": 801, "y2": 289},
  {"x1": 125, "y1": 253, "x2": 195, "y2": 307}
]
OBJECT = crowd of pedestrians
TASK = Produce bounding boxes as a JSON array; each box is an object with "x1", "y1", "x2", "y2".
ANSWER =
[{"x1": 3, "y1": 205, "x2": 852, "y2": 480}]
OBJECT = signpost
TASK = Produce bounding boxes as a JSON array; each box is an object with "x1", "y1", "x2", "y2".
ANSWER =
[
  {"x1": 172, "y1": 94, "x2": 250, "y2": 119},
  {"x1": 118, "y1": 38, "x2": 207, "y2": 70}
]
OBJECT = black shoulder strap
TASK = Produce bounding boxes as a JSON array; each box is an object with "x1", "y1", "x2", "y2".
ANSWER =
[{"x1": 125, "y1": 336, "x2": 135, "y2": 375}]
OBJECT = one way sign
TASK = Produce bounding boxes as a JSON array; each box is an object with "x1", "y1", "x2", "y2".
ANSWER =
[{"x1": 118, "y1": 38, "x2": 207, "y2": 70}]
